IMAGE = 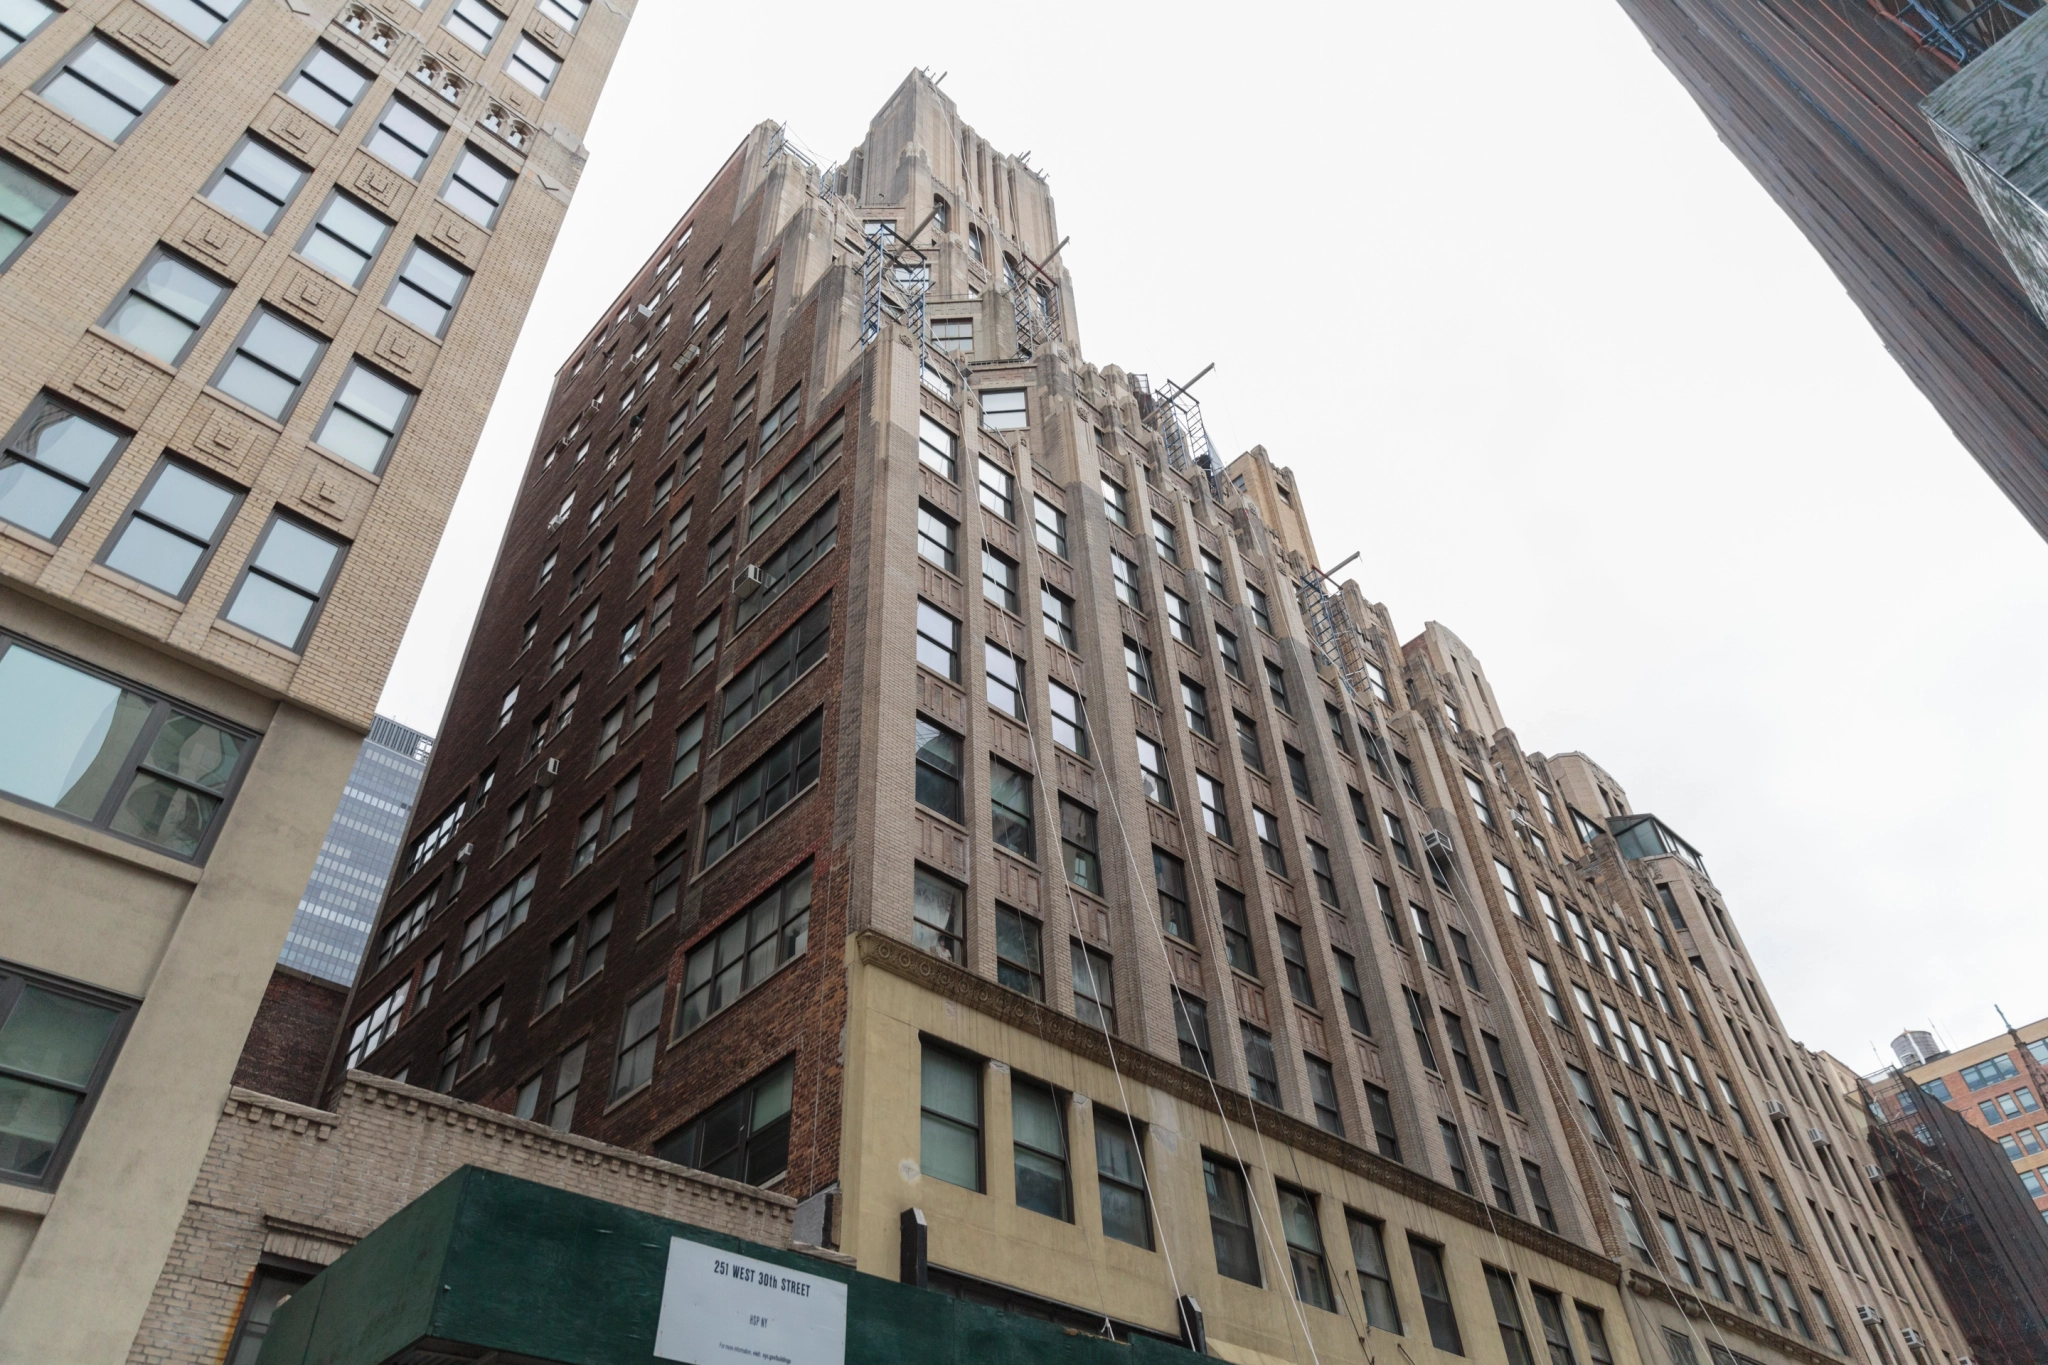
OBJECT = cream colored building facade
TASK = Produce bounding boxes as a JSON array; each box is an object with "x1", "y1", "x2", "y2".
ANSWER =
[{"x1": 0, "y1": 0, "x2": 627, "y2": 1358}]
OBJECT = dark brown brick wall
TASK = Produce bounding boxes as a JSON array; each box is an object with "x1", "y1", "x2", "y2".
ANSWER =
[
  {"x1": 232, "y1": 966, "x2": 348, "y2": 1107},
  {"x1": 341, "y1": 141, "x2": 860, "y2": 1199}
]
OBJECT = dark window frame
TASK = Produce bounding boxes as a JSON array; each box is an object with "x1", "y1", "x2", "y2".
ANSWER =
[
  {"x1": 218, "y1": 508, "x2": 349, "y2": 652},
  {"x1": 0, "y1": 393, "x2": 128, "y2": 545},
  {"x1": 208, "y1": 304, "x2": 329, "y2": 423},
  {"x1": 0, "y1": 153, "x2": 69, "y2": 270},
  {"x1": 34, "y1": 35, "x2": 173, "y2": 143},
  {"x1": 0, "y1": 958, "x2": 137, "y2": 1189},
  {"x1": 99, "y1": 247, "x2": 230, "y2": 366}
]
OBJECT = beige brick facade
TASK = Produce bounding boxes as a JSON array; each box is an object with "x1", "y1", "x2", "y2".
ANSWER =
[{"x1": 0, "y1": 0, "x2": 630, "y2": 1358}]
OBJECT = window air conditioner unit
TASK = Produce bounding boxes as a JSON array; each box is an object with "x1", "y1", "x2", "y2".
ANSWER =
[
  {"x1": 537, "y1": 757, "x2": 561, "y2": 786},
  {"x1": 1857, "y1": 1306, "x2": 1881, "y2": 1325},
  {"x1": 736, "y1": 564, "x2": 765, "y2": 598},
  {"x1": 670, "y1": 343, "x2": 701, "y2": 376},
  {"x1": 1865, "y1": 1162, "x2": 1884, "y2": 1182},
  {"x1": 455, "y1": 842, "x2": 472, "y2": 864},
  {"x1": 637, "y1": 300, "x2": 658, "y2": 319},
  {"x1": 1959, "y1": 1355, "x2": 1977, "y2": 1364},
  {"x1": 1808, "y1": 1127, "x2": 1831, "y2": 1147},
  {"x1": 1766, "y1": 1099, "x2": 1788, "y2": 1118},
  {"x1": 1901, "y1": 1329, "x2": 1924, "y2": 1348},
  {"x1": 1421, "y1": 829, "x2": 1454, "y2": 859}
]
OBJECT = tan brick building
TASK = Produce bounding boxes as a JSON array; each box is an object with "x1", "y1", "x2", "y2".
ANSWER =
[
  {"x1": 0, "y1": 0, "x2": 629, "y2": 1358},
  {"x1": 341, "y1": 71, "x2": 1976, "y2": 1365}
]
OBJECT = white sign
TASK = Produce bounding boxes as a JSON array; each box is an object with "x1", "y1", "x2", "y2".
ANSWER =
[{"x1": 653, "y1": 1236, "x2": 848, "y2": 1365}]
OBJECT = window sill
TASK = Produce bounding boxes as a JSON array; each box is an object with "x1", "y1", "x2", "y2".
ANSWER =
[
  {"x1": 0, "y1": 1181, "x2": 55, "y2": 1215},
  {"x1": 212, "y1": 615, "x2": 304, "y2": 662},
  {"x1": 0, "y1": 796, "x2": 204, "y2": 883},
  {"x1": 199, "y1": 383, "x2": 290, "y2": 435},
  {"x1": 602, "y1": 1079, "x2": 653, "y2": 1117}
]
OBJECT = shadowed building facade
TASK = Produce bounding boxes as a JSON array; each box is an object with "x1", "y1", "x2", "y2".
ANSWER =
[
  {"x1": 342, "y1": 72, "x2": 1973, "y2": 1365},
  {"x1": 0, "y1": 0, "x2": 630, "y2": 1359}
]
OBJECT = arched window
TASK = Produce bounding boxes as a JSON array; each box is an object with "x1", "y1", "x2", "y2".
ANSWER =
[{"x1": 932, "y1": 196, "x2": 949, "y2": 231}]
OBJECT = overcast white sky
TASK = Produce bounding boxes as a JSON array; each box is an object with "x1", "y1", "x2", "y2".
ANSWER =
[{"x1": 379, "y1": 0, "x2": 2048, "y2": 1071}]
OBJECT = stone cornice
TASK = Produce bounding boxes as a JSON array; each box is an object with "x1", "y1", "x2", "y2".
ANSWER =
[
  {"x1": 854, "y1": 930, "x2": 1622, "y2": 1285},
  {"x1": 1623, "y1": 1270, "x2": 1848, "y2": 1365}
]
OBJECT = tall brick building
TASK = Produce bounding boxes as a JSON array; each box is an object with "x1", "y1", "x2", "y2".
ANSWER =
[
  {"x1": 0, "y1": 0, "x2": 630, "y2": 1358},
  {"x1": 347, "y1": 73, "x2": 1976, "y2": 1365},
  {"x1": 1605, "y1": 0, "x2": 2048, "y2": 540}
]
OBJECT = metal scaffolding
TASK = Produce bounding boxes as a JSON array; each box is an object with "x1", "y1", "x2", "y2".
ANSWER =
[{"x1": 1869, "y1": 0, "x2": 2039, "y2": 66}]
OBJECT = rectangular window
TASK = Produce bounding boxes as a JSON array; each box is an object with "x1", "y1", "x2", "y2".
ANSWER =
[
  {"x1": 1095, "y1": 1110, "x2": 1151, "y2": 1248},
  {"x1": 456, "y1": 864, "x2": 535, "y2": 972},
  {"x1": 913, "y1": 716, "x2": 964, "y2": 821},
  {"x1": 916, "y1": 502, "x2": 957, "y2": 573},
  {"x1": 214, "y1": 307, "x2": 325, "y2": 420},
  {"x1": 1048, "y1": 679, "x2": 1088, "y2": 756},
  {"x1": 1032, "y1": 495, "x2": 1066, "y2": 557},
  {"x1": 1234, "y1": 712, "x2": 1264, "y2": 773},
  {"x1": 104, "y1": 250, "x2": 227, "y2": 365},
  {"x1": 1110, "y1": 550, "x2": 1140, "y2": 608},
  {"x1": 364, "y1": 97, "x2": 444, "y2": 179},
  {"x1": 1174, "y1": 992, "x2": 1213, "y2": 1074},
  {"x1": 505, "y1": 33, "x2": 559, "y2": 96},
  {"x1": 38, "y1": 36, "x2": 169, "y2": 142},
  {"x1": 1484, "y1": 1267, "x2": 1536, "y2": 1365},
  {"x1": 1037, "y1": 588, "x2": 1078, "y2": 654},
  {"x1": 665, "y1": 708, "x2": 707, "y2": 788},
  {"x1": 1284, "y1": 745, "x2": 1313, "y2": 803},
  {"x1": 444, "y1": 0, "x2": 502, "y2": 51},
  {"x1": 719, "y1": 596, "x2": 829, "y2": 743},
  {"x1": 1012, "y1": 1076, "x2": 1071, "y2": 1221},
  {"x1": 653, "y1": 1059, "x2": 794, "y2": 1188},
  {"x1": 994, "y1": 904, "x2": 1043, "y2": 999},
  {"x1": 977, "y1": 457, "x2": 1014, "y2": 522},
  {"x1": 299, "y1": 189, "x2": 390, "y2": 287},
  {"x1": 748, "y1": 412, "x2": 841, "y2": 539},
  {"x1": 914, "y1": 598, "x2": 960, "y2": 680},
  {"x1": 1152, "y1": 846, "x2": 1192, "y2": 939},
  {"x1": 314, "y1": 361, "x2": 414, "y2": 474},
  {"x1": 1204, "y1": 1153, "x2": 1260, "y2": 1284},
  {"x1": 1439, "y1": 1119, "x2": 1473, "y2": 1194},
  {"x1": 1306, "y1": 1056, "x2": 1343, "y2": 1135},
  {"x1": 386, "y1": 242, "x2": 470, "y2": 337},
  {"x1": 1410, "y1": 1237, "x2": 1464, "y2": 1354},
  {"x1": 917, "y1": 415, "x2": 957, "y2": 480},
  {"x1": 1150, "y1": 514, "x2": 1180, "y2": 564},
  {"x1": 1072, "y1": 940, "x2": 1115, "y2": 1030},
  {"x1": 980, "y1": 388, "x2": 1026, "y2": 430},
  {"x1": 1450, "y1": 927, "x2": 1481, "y2": 991},
  {"x1": 1274, "y1": 918, "x2": 1315, "y2": 1005},
  {"x1": 1349, "y1": 1214, "x2": 1402, "y2": 1332},
  {"x1": 699, "y1": 711, "x2": 823, "y2": 865},
  {"x1": 1479, "y1": 1139, "x2": 1517, "y2": 1214},
  {"x1": 283, "y1": 42, "x2": 370, "y2": 126},
  {"x1": 1135, "y1": 733, "x2": 1173, "y2": 809},
  {"x1": 1163, "y1": 588, "x2": 1194, "y2": 645},
  {"x1": 1197, "y1": 772, "x2": 1232, "y2": 843},
  {"x1": 1060, "y1": 798, "x2": 1101, "y2": 893},
  {"x1": 221, "y1": 514, "x2": 345, "y2": 651},
  {"x1": 1265, "y1": 660, "x2": 1291, "y2": 712},
  {"x1": 1364, "y1": 1082, "x2": 1401, "y2": 1161},
  {"x1": 676, "y1": 861, "x2": 812, "y2": 1032},
  {"x1": 609, "y1": 984, "x2": 662, "y2": 1100},
  {"x1": 441, "y1": 144, "x2": 511, "y2": 226},
  {"x1": 688, "y1": 612, "x2": 719, "y2": 675},
  {"x1": 1215, "y1": 625, "x2": 1244, "y2": 680},
  {"x1": 1493, "y1": 859, "x2": 1527, "y2": 919},
  {"x1": 990, "y1": 759, "x2": 1034, "y2": 858},
  {"x1": 1248, "y1": 585, "x2": 1275, "y2": 634},
  {"x1": 203, "y1": 136, "x2": 304, "y2": 235},
  {"x1": 1444, "y1": 1010, "x2": 1482, "y2": 1094},
  {"x1": 99, "y1": 459, "x2": 240, "y2": 598},
  {"x1": 981, "y1": 546, "x2": 1018, "y2": 613},
  {"x1": 918, "y1": 1042, "x2": 983, "y2": 1191},
  {"x1": 1277, "y1": 1183, "x2": 1336, "y2": 1310},
  {"x1": 1308, "y1": 840, "x2": 1339, "y2": 906},
  {"x1": 1384, "y1": 810, "x2": 1413, "y2": 868},
  {"x1": 912, "y1": 866, "x2": 964, "y2": 963},
  {"x1": 931, "y1": 317, "x2": 972, "y2": 353},
  {"x1": 1249, "y1": 805, "x2": 1283, "y2": 874},
  {"x1": 1241, "y1": 1022, "x2": 1280, "y2": 1105},
  {"x1": 0, "y1": 963, "x2": 133, "y2": 1188}
]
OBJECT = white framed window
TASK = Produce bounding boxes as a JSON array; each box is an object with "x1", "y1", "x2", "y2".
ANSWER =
[
  {"x1": 980, "y1": 388, "x2": 1026, "y2": 430},
  {"x1": 443, "y1": 0, "x2": 503, "y2": 53},
  {"x1": 506, "y1": 34, "x2": 559, "y2": 96}
]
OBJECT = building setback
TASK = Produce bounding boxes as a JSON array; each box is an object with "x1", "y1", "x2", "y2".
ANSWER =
[
  {"x1": 1608, "y1": 0, "x2": 2048, "y2": 540},
  {"x1": 348, "y1": 72, "x2": 1973, "y2": 1365},
  {"x1": 0, "y1": 0, "x2": 631, "y2": 1358},
  {"x1": 279, "y1": 712, "x2": 431, "y2": 982}
]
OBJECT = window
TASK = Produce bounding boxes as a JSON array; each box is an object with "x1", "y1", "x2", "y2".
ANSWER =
[
  {"x1": 990, "y1": 760, "x2": 1034, "y2": 858},
  {"x1": 1479, "y1": 1139, "x2": 1517, "y2": 1214},
  {"x1": 0, "y1": 964, "x2": 133, "y2": 1186},
  {"x1": 1038, "y1": 585, "x2": 1076, "y2": 650},
  {"x1": 1215, "y1": 883, "x2": 1257, "y2": 975},
  {"x1": 1010, "y1": 1077, "x2": 1071, "y2": 1221},
  {"x1": 912, "y1": 866, "x2": 964, "y2": 963},
  {"x1": 749, "y1": 412, "x2": 842, "y2": 538},
  {"x1": 1110, "y1": 550, "x2": 1140, "y2": 608},
  {"x1": 1163, "y1": 589, "x2": 1194, "y2": 645},
  {"x1": 1072, "y1": 940, "x2": 1115, "y2": 1030},
  {"x1": 1248, "y1": 585, "x2": 1275, "y2": 634},
  {"x1": 609, "y1": 984, "x2": 663, "y2": 1099},
  {"x1": 1254, "y1": 805, "x2": 1285, "y2": 873},
  {"x1": 547, "y1": 1042, "x2": 585, "y2": 1130},
  {"x1": 222, "y1": 1263, "x2": 314, "y2": 1364},
  {"x1": 284, "y1": 43, "x2": 370, "y2": 125},
  {"x1": 981, "y1": 547, "x2": 1018, "y2": 614},
  {"x1": 1149, "y1": 515, "x2": 1180, "y2": 566},
  {"x1": 1197, "y1": 772, "x2": 1232, "y2": 843},
  {"x1": 1060, "y1": 798, "x2": 1101, "y2": 893},
  {"x1": 386, "y1": 243, "x2": 470, "y2": 338},
  {"x1": 654, "y1": 1059, "x2": 794, "y2": 1188},
  {"x1": 917, "y1": 415, "x2": 957, "y2": 479},
  {"x1": 1234, "y1": 712, "x2": 1264, "y2": 772},
  {"x1": 1325, "y1": 704, "x2": 1352, "y2": 755},
  {"x1": 921, "y1": 1042, "x2": 982, "y2": 1190},
  {"x1": 1285, "y1": 745, "x2": 1313, "y2": 802},
  {"x1": 444, "y1": 0, "x2": 502, "y2": 52},
  {"x1": 1272, "y1": 918, "x2": 1315, "y2": 1004},
  {"x1": 913, "y1": 717, "x2": 963, "y2": 821},
  {"x1": 716, "y1": 446, "x2": 745, "y2": 501},
  {"x1": 603, "y1": 770, "x2": 638, "y2": 845},
  {"x1": 441, "y1": 145, "x2": 511, "y2": 226},
  {"x1": 914, "y1": 599, "x2": 959, "y2": 680},
  {"x1": 1564, "y1": 1064, "x2": 1609, "y2": 1146},
  {"x1": 38, "y1": 37, "x2": 169, "y2": 142},
  {"x1": 1048, "y1": 680, "x2": 1087, "y2": 756},
  {"x1": 975, "y1": 459, "x2": 1015, "y2": 524},
  {"x1": 1204, "y1": 1153, "x2": 1260, "y2": 1284},
  {"x1": 1265, "y1": 660, "x2": 1291, "y2": 713},
  {"x1": 967, "y1": 224, "x2": 984, "y2": 261},
  {"x1": 1033, "y1": 495, "x2": 1066, "y2": 556},
  {"x1": 1241, "y1": 1022, "x2": 1280, "y2": 1104},
  {"x1": 1349, "y1": 1215, "x2": 1402, "y2": 1332},
  {"x1": 314, "y1": 362, "x2": 414, "y2": 473},
  {"x1": 0, "y1": 0, "x2": 55, "y2": 64},
  {"x1": 1307, "y1": 1055, "x2": 1343, "y2": 1134},
  {"x1": 364, "y1": 98, "x2": 444, "y2": 179},
  {"x1": 1152, "y1": 847, "x2": 1190, "y2": 938},
  {"x1": 980, "y1": 388, "x2": 1026, "y2": 430},
  {"x1": 1095, "y1": 1110, "x2": 1151, "y2": 1248},
  {"x1": 1272, "y1": 1184, "x2": 1336, "y2": 1311},
  {"x1": 687, "y1": 612, "x2": 719, "y2": 676},
  {"x1": 719, "y1": 598, "x2": 830, "y2": 744},
  {"x1": 1450, "y1": 927, "x2": 1481, "y2": 990},
  {"x1": 1174, "y1": 992, "x2": 1213, "y2": 1074},
  {"x1": 757, "y1": 387, "x2": 801, "y2": 453},
  {"x1": 994, "y1": 905, "x2": 1043, "y2": 998},
  {"x1": 1303, "y1": 842, "x2": 1339, "y2": 908},
  {"x1": 1384, "y1": 810, "x2": 1413, "y2": 868},
  {"x1": 1215, "y1": 625, "x2": 1244, "y2": 679},
  {"x1": 677, "y1": 862, "x2": 812, "y2": 1032},
  {"x1": 1114, "y1": 642, "x2": 1153, "y2": 707},
  {"x1": 1410, "y1": 1238, "x2": 1464, "y2": 1354},
  {"x1": 1439, "y1": 1118, "x2": 1473, "y2": 1194},
  {"x1": 218, "y1": 303, "x2": 335, "y2": 423},
  {"x1": 1484, "y1": 1268, "x2": 1535, "y2": 1365},
  {"x1": 700, "y1": 711, "x2": 822, "y2": 865},
  {"x1": 1444, "y1": 1010, "x2": 1483, "y2": 1094},
  {"x1": 1135, "y1": 734, "x2": 1173, "y2": 809},
  {"x1": 222, "y1": 514, "x2": 345, "y2": 650},
  {"x1": 98, "y1": 459, "x2": 239, "y2": 598},
  {"x1": 457, "y1": 864, "x2": 535, "y2": 972},
  {"x1": 668, "y1": 709, "x2": 705, "y2": 788},
  {"x1": 295, "y1": 190, "x2": 392, "y2": 289},
  {"x1": 1101, "y1": 477, "x2": 1130, "y2": 528},
  {"x1": 104, "y1": 250, "x2": 226, "y2": 365},
  {"x1": 203, "y1": 137, "x2": 304, "y2": 235},
  {"x1": 506, "y1": 34, "x2": 559, "y2": 96}
]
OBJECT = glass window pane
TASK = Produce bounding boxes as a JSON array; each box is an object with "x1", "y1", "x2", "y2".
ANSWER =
[
  {"x1": 0, "y1": 462, "x2": 78, "y2": 537},
  {"x1": 0, "y1": 985, "x2": 119, "y2": 1085},
  {"x1": 315, "y1": 405, "x2": 387, "y2": 469},
  {"x1": 245, "y1": 312, "x2": 322, "y2": 378},
  {"x1": 215, "y1": 356, "x2": 295, "y2": 417},
  {"x1": 251, "y1": 518, "x2": 338, "y2": 591},
  {"x1": 104, "y1": 516, "x2": 205, "y2": 594},
  {"x1": 141, "y1": 713, "x2": 241, "y2": 792},
  {"x1": 0, "y1": 647, "x2": 152, "y2": 817},
  {"x1": 139, "y1": 464, "x2": 235, "y2": 541},
  {"x1": 108, "y1": 769, "x2": 220, "y2": 855},
  {"x1": 0, "y1": 157, "x2": 62, "y2": 245},
  {"x1": 0, "y1": 1074, "x2": 75, "y2": 1178},
  {"x1": 224, "y1": 572, "x2": 314, "y2": 645},
  {"x1": 13, "y1": 406, "x2": 117, "y2": 484}
]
